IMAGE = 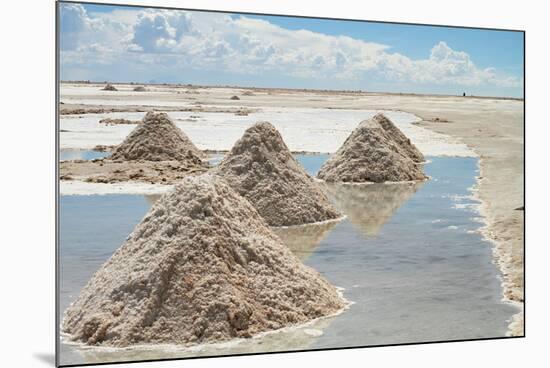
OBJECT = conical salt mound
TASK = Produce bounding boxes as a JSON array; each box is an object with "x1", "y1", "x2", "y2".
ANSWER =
[
  {"x1": 215, "y1": 122, "x2": 341, "y2": 227},
  {"x1": 317, "y1": 115, "x2": 426, "y2": 183},
  {"x1": 62, "y1": 174, "x2": 345, "y2": 347},
  {"x1": 102, "y1": 84, "x2": 117, "y2": 91},
  {"x1": 372, "y1": 113, "x2": 424, "y2": 163},
  {"x1": 110, "y1": 112, "x2": 205, "y2": 162}
]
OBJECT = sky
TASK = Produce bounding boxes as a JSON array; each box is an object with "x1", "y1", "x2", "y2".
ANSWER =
[{"x1": 58, "y1": 2, "x2": 524, "y2": 97}]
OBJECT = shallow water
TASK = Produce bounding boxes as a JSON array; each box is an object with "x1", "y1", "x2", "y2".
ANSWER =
[
  {"x1": 307, "y1": 158, "x2": 517, "y2": 349},
  {"x1": 60, "y1": 149, "x2": 109, "y2": 161},
  {"x1": 58, "y1": 156, "x2": 518, "y2": 365}
]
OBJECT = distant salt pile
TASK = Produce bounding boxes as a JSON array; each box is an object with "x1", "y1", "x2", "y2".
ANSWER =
[
  {"x1": 235, "y1": 108, "x2": 249, "y2": 116},
  {"x1": 133, "y1": 86, "x2": 147, "y2": 92},
  {"x1": 62, "y1": 174, "x2": 345, "y2": 347},
  {"x1": 216, "y1": 122, "x2": 341, "y2": 227},
  {"x1": 102, "y1": 84, "x2": 118, "y2": 91},
  {"x1": 230, "y1": 95, "x2": 240, "y2": 100},
  {"x1": 317, "y1": 114, "x2": 426, "y2": 183},
  {"x1": 110, "y1": 112, "x2": 205, "y2": 163},
  {"x1": 99, "y1": 118, "x2": 140, "y2": 126}
]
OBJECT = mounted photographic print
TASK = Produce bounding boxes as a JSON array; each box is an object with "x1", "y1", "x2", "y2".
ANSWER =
[{"x1": 56, "y1": 1, "x2": 525, "y2": 366}]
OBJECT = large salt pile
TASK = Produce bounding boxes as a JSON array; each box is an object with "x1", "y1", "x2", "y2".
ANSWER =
[
  {"x1": 62, "y1": 174, "x2": 345, "y2": 347},
  {"x1": 215, "y1": 122, "x2": 341, "y2": 227},
  {"x1": 110, "y1": 112, "x2": 205, "y2": 163},
  {"x1": 372, "y1": 113, "x2": 424, "y2": 163},
  {"x1": 317, "y1": 114, "x2": 426, "y2": 183}
]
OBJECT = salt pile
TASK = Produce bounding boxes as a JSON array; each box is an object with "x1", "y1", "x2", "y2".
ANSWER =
[
  {"x1": 133, "y1": 86, "x2": 147, "y2": 92},
  {"x1": 372, "y1": 113, "x2": 424, "y2": 163},
  {"x1": 110, "y1": 112, "x2": 205, "y2": 162},
  {"x1": 102, "y1": 84, "x2": 118, "y2": 91},
  {"x1": 215, "y1": 122, "x2": 341, "y2": 227},
  {"x1": 317, "y1": 114, "x2": 426, "y2": 183},
  {"x1": 62, "y1": 174, "x2": 345, "y2": 347},
  {"x1": 99, "y1": 118, "x2": 140, "y2": 126}
]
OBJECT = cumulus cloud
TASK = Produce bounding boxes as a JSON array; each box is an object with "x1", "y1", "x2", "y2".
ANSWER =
[
  {"x1": 130, "y1": 10, "x2": 194, "y2": 52},
  {"x1": 59, "y1": 4, "x2": 522, "y2": 91},
  {"x1": 59, "y1": 4, "x2": 133, "y2": 52},
  {"x1": 377, "y1": 41, "x2": 521, "y2": 88},
  {"x1": 59, "y1": 4, "x2": 89, "y2": 50}
]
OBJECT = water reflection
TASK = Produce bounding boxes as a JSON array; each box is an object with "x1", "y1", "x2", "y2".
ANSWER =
[
  {"x1": 273, "y1": 221, "x2": 338, "y2": 262},
  {"x1": 322, "y1": 182, "x2": 424, "y2": 238}
]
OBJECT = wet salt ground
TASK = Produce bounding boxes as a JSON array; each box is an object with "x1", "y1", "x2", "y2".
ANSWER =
[{"x1": 58, "y1": 156, "x2": 518, "y2": 365}]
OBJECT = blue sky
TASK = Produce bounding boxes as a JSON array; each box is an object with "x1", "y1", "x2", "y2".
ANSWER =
[
  {"x1": 59, "y1": 2, "x2": 524, "y2": 97},
  {"x1": 248, "y1": 15, "x2": 523, "y2": 71}
]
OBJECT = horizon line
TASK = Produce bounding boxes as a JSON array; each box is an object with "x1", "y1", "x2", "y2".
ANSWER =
[{"x1": 59, "y1": 80, "x2": 524, "y2": 101}]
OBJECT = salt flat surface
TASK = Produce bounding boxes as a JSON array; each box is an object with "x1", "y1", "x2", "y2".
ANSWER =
[
  {"x1": 60, "y1": 84, "x2": 197, "y2": 107},
  {"x1": 59, "y1": 108, "x2": 475, "y2": 157},
  {"x1": 60, "y1": 112, "x2": 147, "y2": 149},
  {"x1": 60, "y1": 98, "x2": 195, "y2": 107},
  {"x1": 61, "y1": 84, "x2": 176, "y2": 96},
  {"x1": 60, "y1": 180, "x2": 174, "y2": 196}
]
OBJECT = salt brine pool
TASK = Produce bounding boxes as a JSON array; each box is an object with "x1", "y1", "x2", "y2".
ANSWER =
[
  {"x1": 59, "y1": 149, "x2": 109, "y2": 161},
  {"x1": 58, "y1": 155, "x2": 519, "y2": 365}
]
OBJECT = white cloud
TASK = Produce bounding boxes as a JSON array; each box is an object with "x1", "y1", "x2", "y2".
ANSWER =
[
  {"x1": 59, "y1": 4, "x2": 133, "y2": 52},
  {"x1": 59, "y1": 4, "x2": 522, "y2": 90},
  {"x1": 88, "y1": 9, "x2": 140, "y2": 25}
]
